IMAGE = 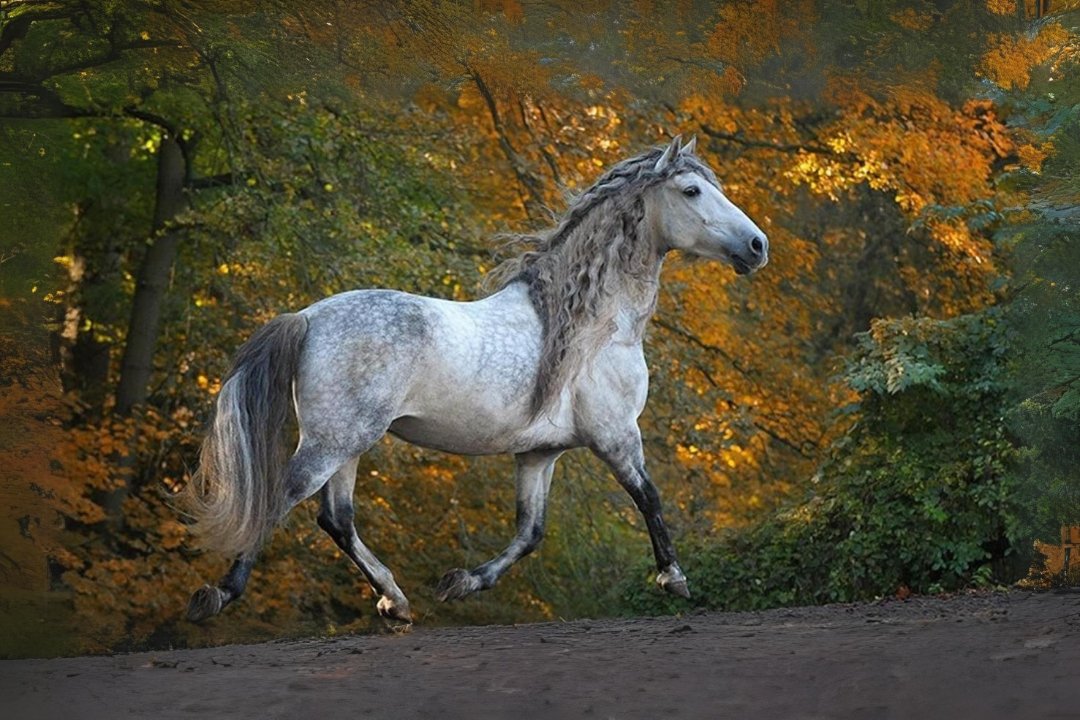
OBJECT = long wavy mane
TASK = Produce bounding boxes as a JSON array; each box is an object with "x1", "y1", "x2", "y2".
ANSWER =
[{"x1": 487, "y1": 144, "x2": 721, "y2": 417}]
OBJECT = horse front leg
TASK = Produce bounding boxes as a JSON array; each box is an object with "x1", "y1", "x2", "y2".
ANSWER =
[
  {"x1": 437, "y1": 449, "x2": 562, "y2": 602},
  {"x1": 592, "y1": 431, "x2": 690, "y2": 599}
]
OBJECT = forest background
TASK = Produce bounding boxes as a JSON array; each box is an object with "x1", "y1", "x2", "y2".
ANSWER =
[{"x1": 1, "y1": 0, "x2": 1078, "y2": 656}]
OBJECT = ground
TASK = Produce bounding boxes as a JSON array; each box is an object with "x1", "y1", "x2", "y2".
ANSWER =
[{"x1": 3, "y1": 590, "x2": 1078, "y2": 719}]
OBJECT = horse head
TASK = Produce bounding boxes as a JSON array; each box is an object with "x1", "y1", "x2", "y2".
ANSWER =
[{"x1": 647, "y1": 135, "x2": 769, "y2": 275}]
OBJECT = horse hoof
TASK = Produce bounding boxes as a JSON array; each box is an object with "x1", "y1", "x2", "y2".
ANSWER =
[
  {"x1": 187, "y1": 584, "x2": 226, "y2": 623},
  {"x1": 663, "y1": 578, "x2": 691, "y2": 599},
  {"x1": 376, "y1": 595, "x2": 413, "y2": 624},
  {"x1": 436, "y1": 568, "x2": 479, "y2": 602},
  {"x1": 657, "y1": 564, "x2": 691, "y2": 600}
]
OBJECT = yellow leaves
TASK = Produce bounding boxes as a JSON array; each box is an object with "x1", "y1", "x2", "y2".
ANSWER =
[
  {"x1": 784, "y1": 151, "x2": 858, "y2": 202},
  {"x1": 171, "y1": 405, "x2": 196, "y2": 430},
  {"x1": 1017, "y1": 142, "x2": 1050, "y2": 172},
  {"x1": 928, "y1": 218, "x2": 992, "y2": 264},
  {"x1": 985, "y1": 0, "x2": 1017, "y2": 14},
  {"x1": 195, "y1": 373, "x2": 220, "y2": 395},
  {"x1": 786, "y1": 76, "x2": 1014, "y2": 246},
  {"x1": 981, "y1": 24, "x2": 1069, "y2": 90},
  {"x1": 192, "y1": 291, "x2": 216, "y2": 308}
]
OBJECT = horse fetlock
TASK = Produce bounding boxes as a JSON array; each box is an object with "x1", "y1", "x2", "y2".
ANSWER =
[
  {"x1": 376, "y1": 594, "x2": 412, "y2": 624},
  {"x1": 656, "y1": 564, "x2": 691, "y2": 600},
  {"x1": 435, "y1": 568, "x2": 482, "y2": 602},
  {"x1": 187, "y1": 584, "x2": 228, "y2": 623}
]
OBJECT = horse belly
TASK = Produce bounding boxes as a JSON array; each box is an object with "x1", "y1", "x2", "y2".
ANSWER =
[
  {"x1": 388, "y1": 407, "x2": 571, "y2": 456},
  {"x1": 389, "y1": 355, "x2": 574, "y2": 454},
  {"x1": 388, "y1": 296, "x2": 568, "y2": 454}
]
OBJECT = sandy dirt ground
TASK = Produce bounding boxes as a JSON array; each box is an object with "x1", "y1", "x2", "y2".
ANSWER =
[{"x1": 3, "y1": 590, "x2": 1078, "y2": 719}]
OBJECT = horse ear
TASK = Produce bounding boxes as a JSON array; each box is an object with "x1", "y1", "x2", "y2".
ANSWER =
[
  {"x1": 679, "y1": 135, "x2": 697, "y2": 156},
  {"x1": 654, "y1": 135, "x2": 682, "y2": 172}
]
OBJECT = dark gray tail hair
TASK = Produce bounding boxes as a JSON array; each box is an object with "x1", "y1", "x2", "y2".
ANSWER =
[{"x1": 186, "y1": 313, "x2": 308, "y2": 556}]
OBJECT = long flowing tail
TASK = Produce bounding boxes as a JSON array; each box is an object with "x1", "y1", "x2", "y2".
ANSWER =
[{"x1": 186, "y1": 313, "x2": 309, "y2": 556}]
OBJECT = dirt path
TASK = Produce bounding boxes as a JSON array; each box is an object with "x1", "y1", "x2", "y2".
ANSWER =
[{"x1": 3, "y1": 591, "x2": 1078, "y2": 719}]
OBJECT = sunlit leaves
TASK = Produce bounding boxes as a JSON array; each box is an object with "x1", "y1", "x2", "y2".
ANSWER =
[
  {"x1": 7, "y1": 0, "x2": 1078, "y2": 651},
  {"x1": 981, "y1": 24, "x2": 1070, "y2": 90}
]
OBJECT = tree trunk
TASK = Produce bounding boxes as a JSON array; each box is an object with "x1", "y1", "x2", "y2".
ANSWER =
[
  {"x1": 114, "y1": 135, "x2": 188, "y2": 415},
  {"x1": 104, "y1": 135, "x2": 187, "y2": 522},
  {"x1": 55, "y1": 199, "x2": 124, "y2": 417}
]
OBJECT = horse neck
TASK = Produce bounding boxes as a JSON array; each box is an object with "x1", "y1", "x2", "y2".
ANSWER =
[{"x1": 606, "y1": 238, "x2": 665, "y2": 344}]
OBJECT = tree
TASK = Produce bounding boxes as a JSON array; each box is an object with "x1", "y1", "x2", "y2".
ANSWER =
[{"x1": 2, "y1": 0, "x2": 1072, "y2": 653}]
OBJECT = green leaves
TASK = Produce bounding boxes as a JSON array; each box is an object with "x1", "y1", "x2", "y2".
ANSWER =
[{"x1": 621, "y1": 310, "x2": 1021, "y2": 615}]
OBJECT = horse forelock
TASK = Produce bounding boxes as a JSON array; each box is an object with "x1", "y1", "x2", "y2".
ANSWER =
[{"x1": 487, "y1": 145, "x2": 715, "y2": 417}]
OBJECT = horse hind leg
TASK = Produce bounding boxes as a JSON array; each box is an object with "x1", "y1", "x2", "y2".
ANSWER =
[
  {"x1": 317, "y1": 457, "x2": 412, "y2": 623},
  {"x1": 437, "y1": 450, "x2": 561, "y2": 602},
  {"x1": 187, "y1": 553, "x2": 257, "y2": 623},
  {"x1": 187, "y1": 441, "x2": 357, "y2": 623}
]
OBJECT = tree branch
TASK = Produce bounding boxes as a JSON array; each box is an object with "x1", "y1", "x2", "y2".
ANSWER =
[
  {"x1": 653, "y1": 317, "x2": 816, "y2": 458},
  {"x1": 701, "y1": 124, "x2": 838, "y2": 156},
  {"x1": 121, "y1": 105, "x2": 178, "y2": 136},
  {"x1": 189, "y1": 172, "x2": 234, "y2": 190},
  {"x1": 0, "y1": 40, "x2": 179, "y2": 85},
  {"x1": 467, "y1": 65, "x2": 549, "y2": 221},
  {"x1": 0, "y1": 4, "x2": 73, "y2": 57},
  {"x1": 653, "y1": 315, "x2": 755, "y2": 377}
]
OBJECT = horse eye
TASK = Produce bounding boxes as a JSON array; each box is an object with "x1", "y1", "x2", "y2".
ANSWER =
[{"x1": 682, "y1": 186, "x2": 700, "y2": 198}]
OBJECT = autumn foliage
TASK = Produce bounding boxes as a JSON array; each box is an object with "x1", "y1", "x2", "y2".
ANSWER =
[{"x1": 1, "y1": 1, "x2": 1078, "y2": 655}]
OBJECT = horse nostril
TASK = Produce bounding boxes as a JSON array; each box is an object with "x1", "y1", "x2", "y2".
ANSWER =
[{"x1": 750, "y1": 236, "x2": 766, "y2": 258}]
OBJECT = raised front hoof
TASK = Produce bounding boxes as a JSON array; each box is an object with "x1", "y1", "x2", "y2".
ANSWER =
[
  {"x1": 436, "y1": 568, "x2": 481, "y2": 602},
  {"x1": 376, "y1": 595, "x2": 413, "y2": 624},
  {"x1": 657, "y1": 565, "x2": 691, "y2": 600},
  {"x1": 187, "y1": 584, "x2": 227, "y2": 623}
]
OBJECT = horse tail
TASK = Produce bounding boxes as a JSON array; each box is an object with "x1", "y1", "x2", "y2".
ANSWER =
[{"x1": 186, "y1": 313, "x2": 309, "y2": 557}]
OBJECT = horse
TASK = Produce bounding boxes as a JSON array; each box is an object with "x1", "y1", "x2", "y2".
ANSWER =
[{"x1": 185, "y1": 135, "x2": 768, "y2": 624}]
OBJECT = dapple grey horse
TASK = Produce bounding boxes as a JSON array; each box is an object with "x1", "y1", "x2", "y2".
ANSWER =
[{"x1": 186, "y1": 135, "x2": 768, "y2": 623}]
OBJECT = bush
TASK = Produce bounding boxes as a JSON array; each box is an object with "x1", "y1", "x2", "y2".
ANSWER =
[{"x1": 619, "y1": 310, "x2": 1025, "y2": 615}]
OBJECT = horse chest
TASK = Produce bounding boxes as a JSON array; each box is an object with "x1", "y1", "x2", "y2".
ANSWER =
[{"x1": 574, "y1": 342, "x2": 650, "y2": 422}]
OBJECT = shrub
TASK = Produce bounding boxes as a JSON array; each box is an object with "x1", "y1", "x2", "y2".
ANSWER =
[{"x1": 619, "y1": 310, "x2": 1024, "y2": 615}]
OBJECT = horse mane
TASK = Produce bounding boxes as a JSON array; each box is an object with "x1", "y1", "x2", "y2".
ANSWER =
[{"x1": 486, "y1": 144, "x2": 721, "y2": 417}]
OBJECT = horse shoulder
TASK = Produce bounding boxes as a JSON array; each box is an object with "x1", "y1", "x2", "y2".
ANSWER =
[{"x1": 573, "y1": 339, "x2": 650, "y2": 446}]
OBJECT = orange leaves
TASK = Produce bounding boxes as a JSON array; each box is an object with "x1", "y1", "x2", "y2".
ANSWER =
[
  {"x1": 890, "y1": 9, "x2": 935, "y2": 31},
  {"x1": 984, "y1": 0, "x2": 1046, "y2": 15},
  {"x1": 482, "y1": 0, "x2": 525, "y2": 25},
  {"x1": 787, "y1": 152, "x2": 851, "y2": 200},
  {"x1": 16, "y1": 0, "x2": 1071, "y2": 653},
  {"x1": 706, "y1": 0, "x2": 814, "y2": 68},
  {"x1": 981, "y1": 24, "x2": 1069, "y2": 90},
  {"x1": 790, "y1": 77, "x2": 1013, "y2": 230},
  {"x1": 985, "y1": 0, "x2": 1017, "y2": 14},
  {"x1": 1017, "y1": 141, "x2": 1051, "y2": 172}
]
